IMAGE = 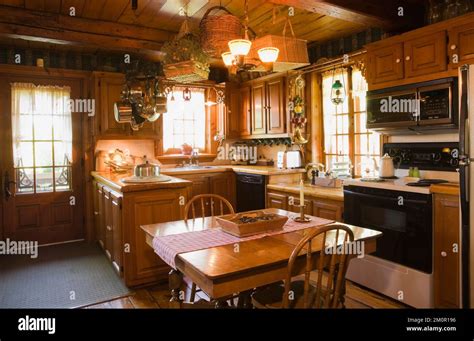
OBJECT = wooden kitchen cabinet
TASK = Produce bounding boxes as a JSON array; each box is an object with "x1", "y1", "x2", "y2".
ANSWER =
[
  {"x1": 111, "y1": 191, "x2": 123, "y2": 274},
  {"x1": 225, "y1": 83, "x2": 241, "y2": 139},
  {"x1": 239, "y1": 86, "x2": 252, "y2": 137},
  {"x1": 404, "y1": 31, "x2": 447, "y2": 78},
  {"x1": 267, "y1": 189, "x2": 343, "y2": 222},
  {"x1": 267, "y1": 192, "x2": 288, "y2": 210},
  {"x1": 433, "y1": 193, "x2": 460, "y2": 308},
  {"x1": 93, "y1": 71, "x2": 159, "y2": 139},
  {"x1": 103, "y1": 187, "x2": 114, "y2": 261},
  {"x1": 449, "y1": 21, "x2": 474, "y2": 67},
  {"x1": 93, "y1": 181, "x2": 105, "y2": 249},
  {"x1": 368, "y1": 44, "x2": 404, "y2": 84},
  {"x1": 312, "y1": 199, "x2": 344, "y2": 222},
  {"x1": 251, "y1": 82, "x2": 266, "y2": 135},
  {"x1": 177, "y1": 172, "x2": 236, "y2": 210},
  {"x1": 266, "y1": 77, "x2": 286, "y2": 134}
]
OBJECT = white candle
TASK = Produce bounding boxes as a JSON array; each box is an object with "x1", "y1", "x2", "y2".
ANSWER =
[{"x1": 299, "y1": 179, "x2": 304, "y2": 205}]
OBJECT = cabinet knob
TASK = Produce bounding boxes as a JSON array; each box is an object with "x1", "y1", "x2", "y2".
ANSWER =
[
  {"x1": 395, "y1": 58, "x2": 401, "y2": 63},
  {"x1": 441, "y1": 251, "x2": 447, "y2": 257},
  {"x1": 94, "y1": 211, "x2": 99, "y2": 216},
  {"x1": 450, "y1": 44, "x2": 457, "y2": 50},
  {"x1": 405, "y1": 56, "x2": 411, "y2": 61},
  {"x1": 107, "y1": 225, "x2": 112, "y2": 231}
]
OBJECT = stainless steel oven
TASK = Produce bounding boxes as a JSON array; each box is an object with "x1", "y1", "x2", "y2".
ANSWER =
[{"x1": 344, "y1": 186, "x2": 433, "y2": 273}]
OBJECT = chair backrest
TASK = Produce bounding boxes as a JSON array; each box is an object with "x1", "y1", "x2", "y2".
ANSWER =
[
  {"x1": 184, "y1": 194, "x2": 234, "y2": 222},
  {"x1": 282, "y1": 223, "x2": 355, "y2": 308}
]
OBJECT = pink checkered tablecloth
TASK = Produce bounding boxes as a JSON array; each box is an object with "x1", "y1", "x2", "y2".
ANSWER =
[{"x1": 152, "y1": 214, "x2": 333, "y2": 269}]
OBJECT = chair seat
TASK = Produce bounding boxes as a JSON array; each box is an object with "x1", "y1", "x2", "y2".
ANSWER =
[{"x1": 252, "y1": 280, "x2": 323, "y2": 309}]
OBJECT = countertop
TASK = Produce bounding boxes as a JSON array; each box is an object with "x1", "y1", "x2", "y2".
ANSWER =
[
  {"x1": 430, "y1": 183, "x2": 460, "y2": 196},
  {"x1": 267, "y1": 182, "x2": 344, "y2": 202},
  {"x1": 160, "y1": 165, "x2": 306, "y2": 176},
  {"x1": 91, "y1": 171, "x2": 192, "y2": 193}
]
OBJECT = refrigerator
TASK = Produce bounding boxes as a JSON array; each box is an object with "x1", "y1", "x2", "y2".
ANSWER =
[{"x1": 460, "y1": 64, "x2": 474, "y2": 308}]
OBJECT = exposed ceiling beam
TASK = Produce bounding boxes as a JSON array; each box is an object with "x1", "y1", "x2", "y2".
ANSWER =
[
  {"x1": 0, "y1": 5, "x2": 175, "y2": 60},
  {"x1": 267, "y1": 0, "x2": 422, "y2": 30}
]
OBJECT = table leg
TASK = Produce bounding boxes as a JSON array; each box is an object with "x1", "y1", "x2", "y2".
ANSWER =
[{"x1": 168, "y1": 269, "x2": 183, "y2": 309}]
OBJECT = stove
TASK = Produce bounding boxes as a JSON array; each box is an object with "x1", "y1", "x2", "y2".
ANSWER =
[{"x1": 344, "y1": 142, "x2": 459, "y2": 308}]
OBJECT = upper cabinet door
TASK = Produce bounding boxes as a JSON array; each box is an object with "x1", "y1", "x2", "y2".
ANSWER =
[
  {"x1": 239, "y1": 86, "x2": 252, "y2": 136},
  {"x1": 368, "y1": 44, "x2": 404, "y2": 84},
  {"x1": 404, "y1": 31, "x2": 447, "y2": 78},
  {"x1": 251, "y1": 83, "x2": 266, "y2": 135},
  {"x1": 266, "y1": 77, "x2": 286, "y2": 134},
  {"x1": 449, "y1": 22, "x2": 474, "y2": 67},
  {"x1": 96, "y1": 73, "x2": 127, "y2": 136},
  {"x1": 226, "y1": 85, "x2": 241, "y2": 139}
]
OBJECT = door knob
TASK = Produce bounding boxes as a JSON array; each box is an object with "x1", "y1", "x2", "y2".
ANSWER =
[{"x1": 441, "y1": 251, "x2": 447, "y2": 257}]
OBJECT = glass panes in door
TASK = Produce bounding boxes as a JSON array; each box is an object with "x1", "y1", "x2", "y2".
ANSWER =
[{"x1": 11, "y1": 83, "x2": 73, "y2": 194}]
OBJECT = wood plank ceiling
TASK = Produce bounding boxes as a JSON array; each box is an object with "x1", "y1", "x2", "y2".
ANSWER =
[{"x1": 0, "y1": 0, "x2": 424, "y2": 59}]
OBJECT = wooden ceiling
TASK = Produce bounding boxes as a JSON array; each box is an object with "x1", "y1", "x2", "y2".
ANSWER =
[{"x1": 0, "y1": 0, "x2": 425, "y2": 60}]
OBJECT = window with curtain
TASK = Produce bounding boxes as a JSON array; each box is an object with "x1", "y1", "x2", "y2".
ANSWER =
[
  {"x1": 11, "y1": 83, "x2": 72, "y2": 193},
  {"x1": 163, "y1": 87, "x2": 206, "y2": 153},
  {"x1": 322, "y1": 68, "x2": 381, "y2": 177}
]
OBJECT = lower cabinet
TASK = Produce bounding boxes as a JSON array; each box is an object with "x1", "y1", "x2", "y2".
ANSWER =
[
  {"x1": 433, "y1": 193, "x2": 460, "y2": 308},
  {"x1": 266, "y1": 189, "x2": 344, "y2": 222},
  {"x1": 177, "y1": 171, "x2": 236, "y2": 210},
  {"x1": 92, "y1": 178, "x2": 191, "y2": 287}
]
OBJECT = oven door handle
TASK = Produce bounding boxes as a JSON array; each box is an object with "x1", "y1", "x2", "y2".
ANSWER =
[{"x1": 344, "y1": 190, "x2": 429, "y2": 206}]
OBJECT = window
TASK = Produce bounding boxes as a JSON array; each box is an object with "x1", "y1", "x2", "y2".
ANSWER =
[
  {"x1": 163, "y1": 87, "x2": 206, "y2": 153},
  {"x1": 11, "y1": 83, "x2": 72, "y2": 193},
  {"x1": 322, "y1": 68, "x2": 381, "y2": 177}
]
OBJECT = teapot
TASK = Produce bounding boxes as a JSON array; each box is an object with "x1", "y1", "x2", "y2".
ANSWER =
[{"x1": 373, "y1": 153, "x2": 395, "y2": 178}]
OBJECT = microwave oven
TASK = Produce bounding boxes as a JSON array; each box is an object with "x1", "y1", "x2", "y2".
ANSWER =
[{"x1": 366, "y1": 77, "x2": 458, "y2": 132}]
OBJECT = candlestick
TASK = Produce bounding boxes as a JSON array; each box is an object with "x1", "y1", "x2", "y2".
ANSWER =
[{"x1": 293, "y1": 204, "x2": 311, "y2": 223}]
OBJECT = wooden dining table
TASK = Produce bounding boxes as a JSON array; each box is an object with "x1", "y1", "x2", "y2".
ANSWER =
[{"x1": 141, "y1": 208, "x2": 382, "y2": 308}]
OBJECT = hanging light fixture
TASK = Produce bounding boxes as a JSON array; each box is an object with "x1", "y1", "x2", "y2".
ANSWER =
[
  {"x1": 331, "y1": 67, "x2": 346, "y2": 105},
  {"x1": 258, "y1": 47, "x2": 279, "y2": 63},
  {"x1": 221, "y1": 52, "x2": 234, "y2": 67},
  {"x1": 183, "y1": 87, "x2": 192, "y2": 101}
]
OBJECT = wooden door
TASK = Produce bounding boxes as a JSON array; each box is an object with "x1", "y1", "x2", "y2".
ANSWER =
[
  {"x1": 103, "y1": 187, "x2": 113, "y2": 260},
  {"x1": 266, "y1": 78, "x2": 286, "y2": 134},
  {"x1": 209, "y1": 173, "x2": 236, "y2": 210},
  {"x1": 95, "y1": 72, "x2": 128, "y2": 136},
  {"x1": 94, "y1": 181, "x2": 105, "y2": 249},
  {"x1": 312, "y1": 199, "x2": 343, "y2": 222},
  {"x1": 434, "y1": 194, "x2": 460, "y2": 308},
  {"x1": 251, "y1": 83, "x2": 266, "y2": 135},
  {"x1": 404, "y1": 31, "x2": 447, "y2": 78},
  {"x1": 267, "y1": 191, "x2": 288, "y2": 210},
  {"x1": 225, "y1": 84, "x2": 241, "y2": 139},
  {"x1": 111, "y1": 191, "x2": 123, "y2": 275},
  {"x1": 449, "y1": 23, "x2": 474, "y2": 67},
  {"x1": 1, "y1": 75, "x2": 84, "y2": 245},
  {"x1": 239, "y1": 86, "x2": 252, "y2": 137},
  {"x1": 367, "y1": 44, "x2": 404, "y2": 84}
]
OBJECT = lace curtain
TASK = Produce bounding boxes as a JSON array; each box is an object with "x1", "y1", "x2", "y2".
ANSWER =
[{"x1": 11, "y1": 83, "x2": 72, "y2": 168}]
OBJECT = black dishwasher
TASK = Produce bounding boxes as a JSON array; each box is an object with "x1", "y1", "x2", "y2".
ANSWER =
[{"x1": 236, "y1": 173, "x2": 266, "y2": 212}]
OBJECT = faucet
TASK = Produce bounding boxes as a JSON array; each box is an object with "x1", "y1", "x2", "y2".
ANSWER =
[{"x1": 189, "y1": 149, "x2": 199, "y2": 166}]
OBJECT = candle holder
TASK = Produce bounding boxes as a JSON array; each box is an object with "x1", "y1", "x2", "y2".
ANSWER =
[{"x1": 293, "y1": 204, "x2": 312, "y2": 223}]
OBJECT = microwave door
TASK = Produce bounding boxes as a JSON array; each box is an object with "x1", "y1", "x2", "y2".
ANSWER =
[
  {"x1": 367, "y1": 89, "x2": 418, "y2": 129},
  {"x1": 418, "y1": 82, "x2": 455, "y2": 126}
]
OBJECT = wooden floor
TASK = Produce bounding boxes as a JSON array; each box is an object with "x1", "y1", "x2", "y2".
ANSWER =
[{"x1": 83, "y1": 278, "x2": 408, "y2": 309}]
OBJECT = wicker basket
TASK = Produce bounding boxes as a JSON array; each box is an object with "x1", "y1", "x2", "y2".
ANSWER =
[
  {"x1": 250, "y1": 19, "x2": 309, "y2": 72},
  {"x1": 200, "y1": 6, "x2": 242, "y2": 58},
  {"x1": 163, "y1": 60, "x2": 210, "y2": 83}
]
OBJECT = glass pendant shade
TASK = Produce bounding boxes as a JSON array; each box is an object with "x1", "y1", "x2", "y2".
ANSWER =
[
  {"x1": 331, "y1": 79, "x2": 345, "y2": 105},
  {"x1": 228, "y1": 39, "x2": 252, "y2": 56},
  {"x1": 221, "y1": 52, "x2": 234, "y2": 66},
  {"x1": 258, "y1": 47, "x2": 279, "y2": 63}
]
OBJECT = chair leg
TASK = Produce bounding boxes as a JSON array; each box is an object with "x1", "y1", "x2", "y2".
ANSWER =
[{"x1": 190, "y1": 283, "x2": 197, "y2": 302}]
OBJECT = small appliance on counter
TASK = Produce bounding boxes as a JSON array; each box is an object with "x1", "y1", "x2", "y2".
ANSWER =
[{"x1": 277, "y1": 147, "x2": 304, "y2": 169}]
